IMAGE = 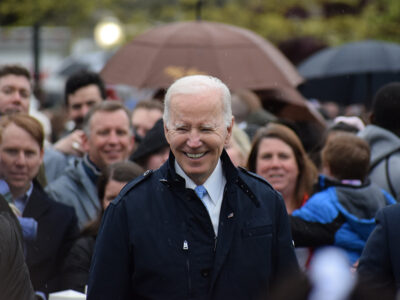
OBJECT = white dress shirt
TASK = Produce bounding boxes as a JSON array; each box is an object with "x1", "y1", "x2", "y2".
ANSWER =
[{"x1": 175, "y1": 159, "x2": 226, "y2": 236}]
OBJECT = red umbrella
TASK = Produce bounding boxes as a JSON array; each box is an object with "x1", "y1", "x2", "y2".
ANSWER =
[{"x1": 101, "y1": 20, "x2": 303, "y2": 90}]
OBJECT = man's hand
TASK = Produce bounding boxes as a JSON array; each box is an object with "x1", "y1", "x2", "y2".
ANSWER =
[{"x1": 53, "y1": 130, "x2": 85, "y2": 157}]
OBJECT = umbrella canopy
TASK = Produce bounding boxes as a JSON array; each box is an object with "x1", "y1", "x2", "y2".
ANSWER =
[
  {"x1": 298, "y1": 40, "x2": 400, "y2": 106},
  {"x1": 101, "y1": 20, "x2": 303, "y2": 90},
  {"x1": 256, "y1": 86, "x2": 326, "y2": 126}
]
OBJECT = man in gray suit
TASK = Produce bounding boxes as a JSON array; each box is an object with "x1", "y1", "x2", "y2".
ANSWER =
[{"x1": 46, "y1": 101, "x2": 134, "y2": 228}]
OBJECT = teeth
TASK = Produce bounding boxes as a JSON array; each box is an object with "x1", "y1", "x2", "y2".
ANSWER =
[{"x1": 187, "y1": 153, "x2": 204, "y2": 158}]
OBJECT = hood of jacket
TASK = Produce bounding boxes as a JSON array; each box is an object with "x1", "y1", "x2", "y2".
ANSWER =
[{"x1": 358, "y1": 124, "x2": 400, "y2": 166}]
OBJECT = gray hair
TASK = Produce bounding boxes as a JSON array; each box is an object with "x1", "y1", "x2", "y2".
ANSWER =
[
  {"x1": 83, "y1": 100, "x2": 133, "y2": 137},
  {"x1": 163, "y1": 75, "x2": 232, "y2": 128}
]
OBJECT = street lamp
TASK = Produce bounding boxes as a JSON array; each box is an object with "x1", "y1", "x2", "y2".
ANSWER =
[{"x1": 94, "y1": 17, "x2": 124, "y2": 49}]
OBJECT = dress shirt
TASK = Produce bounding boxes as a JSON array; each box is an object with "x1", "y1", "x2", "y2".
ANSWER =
[
  {"x1": 14, "y1": 183, "x2": 33, "y2": 214},
  {"x1": 175, "y1": 159, "x2": 226, "y2": 235},
  {"x1": 0, "y1": 181, "x2": 38, "y2": 241},
  {"x1": 0, "y1": 179, "x2": 10, "y2": 195}
]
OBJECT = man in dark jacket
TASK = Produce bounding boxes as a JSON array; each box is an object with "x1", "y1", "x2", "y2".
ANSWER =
[
  {"x1": 358, "y1": 203, "x2": 400, "y2": 296},
  {"x1": 88, "y1": 75, "x2": 298, "y2": 299}
]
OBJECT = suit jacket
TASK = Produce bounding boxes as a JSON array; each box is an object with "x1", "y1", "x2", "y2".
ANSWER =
[
  {"x1": 358, "y1": 203, "x2": 400, "y2": 293},
  {"x1": 23, "y1": 181, "x2": 79, "y2": 294},
  {"x1": 88, "y1": 150, "x2": 298, "y2": 300}
]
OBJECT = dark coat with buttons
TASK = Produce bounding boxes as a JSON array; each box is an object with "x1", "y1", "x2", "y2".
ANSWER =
[{"x1": 87, "y1": 150, "x2": 298, "y2": 300}]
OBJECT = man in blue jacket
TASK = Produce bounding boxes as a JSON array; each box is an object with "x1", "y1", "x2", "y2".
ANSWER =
[{"x1": 88, "y1": 75, "x2": 298, "y2": 300}]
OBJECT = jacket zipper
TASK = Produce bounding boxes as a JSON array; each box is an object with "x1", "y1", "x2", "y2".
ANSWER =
[{"x1": 183, "y1": 240, "x2": 192, "y2": 296}]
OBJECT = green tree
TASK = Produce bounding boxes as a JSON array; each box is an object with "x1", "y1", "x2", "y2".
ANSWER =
[{"x1": 1, "y1": 0, "x2": 400, "y2": 46}]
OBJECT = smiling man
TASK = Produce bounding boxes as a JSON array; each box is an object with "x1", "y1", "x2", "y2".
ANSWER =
[
  {"x1": 88, "y1": 75, "x2": 298, "y2": 300},
  {"x1": 46, "y1": 101, "x2": 134, "y2": 228}
]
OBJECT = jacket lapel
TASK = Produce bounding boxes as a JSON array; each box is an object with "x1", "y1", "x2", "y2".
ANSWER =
[{"x1": 23, "y1": 182, "x2": 51, "y2": 220}]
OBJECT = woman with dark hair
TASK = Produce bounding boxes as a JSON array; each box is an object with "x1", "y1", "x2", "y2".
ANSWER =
[
  {"x1": 61, "y1": 161, "x2": 143, "y2": 293},
  {"x1": 247, "y1": 123, "x2": 318, "y2": 214}
]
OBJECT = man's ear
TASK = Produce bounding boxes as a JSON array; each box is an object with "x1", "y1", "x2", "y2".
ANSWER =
[
  {"x1": 164, "y1": 123, "x2": 170, "y2": 144},
  {"x1": 81, "y1": 133, "x2": 90, "y2": 153},
  {"x1": 128, "y1": 135, "x2": 135, "y2": 153},
  {"x1": 225, "y1": 116, "x2": 234, "y2": 146},
  {"x1": 39, "y1": 148, "x2": 44, "y2": 164}
]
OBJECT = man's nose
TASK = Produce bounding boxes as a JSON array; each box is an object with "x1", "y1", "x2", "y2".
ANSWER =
[
  {"x1": 11, "y1": 90, "x2": 23, "y2": 103},
  {"x1": 107, "y1": 131, "x2": 119, "y2": 144},
  {"x1": 187, "y1": 130, "x2": 201, "y2": 148},
  {"x1": 15, "y1": 152, "x2": 26, "y2": 164},
  {"x1": 81, "y1": 105, "x2": 91, "y2": 118}
]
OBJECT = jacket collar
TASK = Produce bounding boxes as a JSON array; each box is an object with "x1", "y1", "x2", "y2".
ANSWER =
[
  {"x1": 82, "y1": 155, "x2": 102, "y2": 185},
  {"x1": 23, "y1": 180, "x2": 52, "y2": 219}
]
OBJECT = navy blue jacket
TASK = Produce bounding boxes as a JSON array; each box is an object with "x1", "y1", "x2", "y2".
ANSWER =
[
  {"x1": 88, "y1": 151, "x2": 298, "y2": 300},
  {"x1": 24, "y1": 181, "x2": 79, "y2": 294},
  {"x1": 358, "y1": 203, "x2": 400, "y2": 293}
]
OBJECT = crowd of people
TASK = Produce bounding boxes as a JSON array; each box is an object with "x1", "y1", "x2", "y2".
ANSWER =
[{"x1": 1, "y1": 63, "x2": 400, "y2": 299}]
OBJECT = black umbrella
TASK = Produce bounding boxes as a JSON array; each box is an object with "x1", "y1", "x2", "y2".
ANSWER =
[{"x1": 298, "y1": 40, "x2": 400, "y2": 107}]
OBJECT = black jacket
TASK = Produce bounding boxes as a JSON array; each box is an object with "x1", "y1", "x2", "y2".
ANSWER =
[
  {"x1": 61, "y1": 235, "x2": 96, "y2": 293},
  {"x1": 358, "y1": 203, "x2": 400, "y2": 294},
  {"x1": 24, "y1": 181, "x2": 79, "y2": 294},
  {"x1": 88, "y1": 150, "x2": 298, "y2": 300}
]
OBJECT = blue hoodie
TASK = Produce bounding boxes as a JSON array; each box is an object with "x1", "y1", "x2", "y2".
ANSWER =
[{"x1": 292, "y1": 175, "x2": 395, "y2": 263}]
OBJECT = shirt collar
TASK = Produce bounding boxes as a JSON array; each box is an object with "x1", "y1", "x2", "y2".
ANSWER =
[
  {"x1": 0, "y1": 179, "x2": 33, "y2": 198},
  {"x1": 26, "y1": 182, "x2": 34, "y2": 198},
  {"x1": 0, "y1": 179, "x2": 10, "y2": 195},
  {"x1": 175, "y1": 159, "x2": 226, "y2": 205},
  {"x1": 13, "y1": 182, "x2": 34, "y2": 214},
  {"x1": 14, "y1": 182, "x2": 34, "y2": 200},
  {"x1": 83, "y1": 154, "x2": 102, "y2": 184}
]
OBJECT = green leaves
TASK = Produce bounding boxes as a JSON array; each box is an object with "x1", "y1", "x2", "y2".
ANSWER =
[{"x1": 1, "y1": 0, "x2": 399, "y2": 46}]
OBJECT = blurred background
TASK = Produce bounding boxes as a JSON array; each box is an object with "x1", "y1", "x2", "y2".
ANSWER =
[{"x1": 1, "y1": 0, "x2": 399, "y2": 122}]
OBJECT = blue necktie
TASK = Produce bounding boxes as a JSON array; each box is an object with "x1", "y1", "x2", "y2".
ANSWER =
[{"x1": 195, "y1": 185, "x2": 207, "y2": 200}]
